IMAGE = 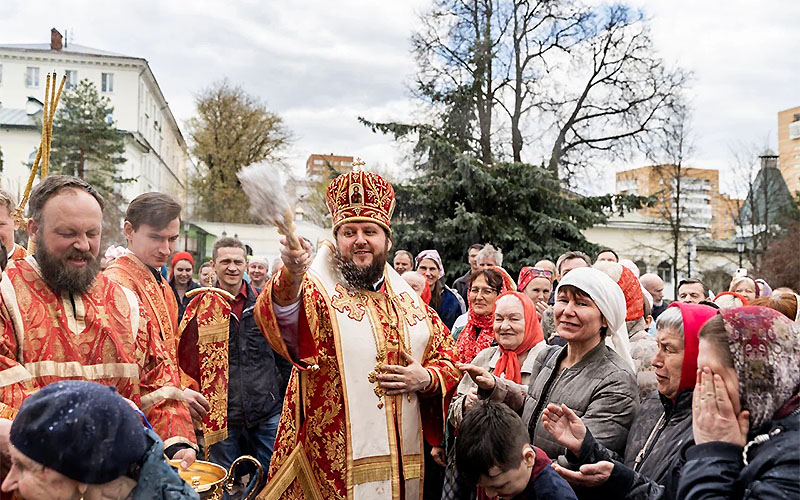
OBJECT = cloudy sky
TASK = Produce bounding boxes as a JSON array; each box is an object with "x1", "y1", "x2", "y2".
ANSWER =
[{"x1": 3, "y1": 0, "x2": 798, "y2": 194}]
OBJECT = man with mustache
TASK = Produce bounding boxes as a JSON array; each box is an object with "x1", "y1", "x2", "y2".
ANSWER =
[
  {"x1": 0, "y1": 176, "x2": 197, "y2": 469},
  {"x1": 255, "y1": 166, "x2": 460, "y2": 500}
]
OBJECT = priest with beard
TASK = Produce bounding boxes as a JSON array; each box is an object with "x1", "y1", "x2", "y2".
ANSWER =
[
  {"x1": 254, "y1": 165, "x2": 461, "y2": 500},
  {"x1": 0, "y1": 175, "x2": 197, "y2": 469}
]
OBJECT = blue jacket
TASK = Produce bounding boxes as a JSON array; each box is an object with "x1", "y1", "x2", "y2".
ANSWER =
[
  {"x1": 515, "y1": 447, "x2": 578, "y2": 499},
  {"x1": 436, "y1": 286, "x2": 464, "y2": 330},
  {"x1": 131, "y1": 428, "x2": 199, "y2": 500}
]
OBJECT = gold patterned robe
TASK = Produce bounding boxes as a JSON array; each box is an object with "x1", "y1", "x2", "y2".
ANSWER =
[
  {"x1": 254, "y1": 242, "x2": 460, "y2": 500},
  {"x1": 0, "y1": 256, "x2": 196, "y2": 449},
  {"x1": 105, "y1": 253, "x2": 181, "y2": 368},
  {"x1": 8, "y1": 244, "x2": 27, "y2": 261}
]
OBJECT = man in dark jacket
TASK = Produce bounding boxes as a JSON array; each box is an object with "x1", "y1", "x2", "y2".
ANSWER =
[
  {"x1": 452, "y1": 243, "x2": 483, "y2": 305},
  {"x1": 207, "y1": 237, "x2": 292, "y2": 488}
]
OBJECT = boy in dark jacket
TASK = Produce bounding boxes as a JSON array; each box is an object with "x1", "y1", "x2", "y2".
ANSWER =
[{"x1": 456, "y1": 402, "x2": 578, "y2": 500}]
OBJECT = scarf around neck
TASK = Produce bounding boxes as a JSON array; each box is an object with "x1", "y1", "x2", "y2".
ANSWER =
[{"x1": 493, "y1": 291, "x2": 544, "y2": 384}]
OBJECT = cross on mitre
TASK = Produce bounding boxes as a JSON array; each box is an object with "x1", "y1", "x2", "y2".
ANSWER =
[{"x1": 352, "y1": 157, "x2": 366, "y2": 172}]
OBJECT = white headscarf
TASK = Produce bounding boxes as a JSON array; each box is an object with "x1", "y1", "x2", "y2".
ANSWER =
[{"x1": 556, "y1": 267, "x2": 635, "y2": 372}]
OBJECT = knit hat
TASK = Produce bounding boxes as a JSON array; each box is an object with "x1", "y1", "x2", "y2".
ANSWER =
[
  {"x1": 10, "y1": 381, "x2": 147, "y2": 484},
  {"x1": 170, "y1": 251, "x2": 194, "y2": 279}
]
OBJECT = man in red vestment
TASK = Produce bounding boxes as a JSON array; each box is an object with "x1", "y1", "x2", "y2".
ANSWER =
[
  {"x1": 0, "y1": 176, "x2": 197, "y2": 469},
  {"x1": 255, "y1": 165, "x2": 460, "y2": 500},
  {"x1": 105, "y1": 192, "x2": 210, "y2": 426}
]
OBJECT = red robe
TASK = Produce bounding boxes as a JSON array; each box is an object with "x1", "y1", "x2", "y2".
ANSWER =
[
  {"x1": 105, "y1": 253, "x2": 181, "y2": 368},
  {"x1": 0, "y1": 256, "x2": 196, "y2": 449},
  {"x1": 8, "y1": 244, "x2": 27, "y2": 261},
  {"x1": 254, "y1": 245, "x2": 460, "y2": 500}
]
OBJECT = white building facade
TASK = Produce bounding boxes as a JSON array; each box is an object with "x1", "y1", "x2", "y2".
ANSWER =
[{"x1": 0, "y1": 29, "x2": 191, "y2": 207}]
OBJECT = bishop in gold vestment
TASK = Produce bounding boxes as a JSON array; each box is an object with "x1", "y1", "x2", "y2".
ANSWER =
[{"x1": 254, "y1": 167, "x2": 460, "y2": 500}]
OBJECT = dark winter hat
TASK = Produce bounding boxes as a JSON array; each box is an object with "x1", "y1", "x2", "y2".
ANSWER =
[{"x1": 9, "y1": 380, "x2": 147, "y2": 484}]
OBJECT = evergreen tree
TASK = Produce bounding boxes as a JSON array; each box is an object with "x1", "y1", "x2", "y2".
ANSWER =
[
  {"x1": 361, "y1": 88, "x2": 649, "y2": 281},
  {"x1": 50, "y1": 79, "x2": 130, "y2": 247}
]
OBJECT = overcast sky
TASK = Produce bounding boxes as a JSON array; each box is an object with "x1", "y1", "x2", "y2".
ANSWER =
[{"x1": 3, "y1": 0, "x2": 798, "y2": 194}]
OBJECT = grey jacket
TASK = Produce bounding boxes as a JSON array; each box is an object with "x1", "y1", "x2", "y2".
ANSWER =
[{"x1": 482, "y1": 341, "x2": 639, "y2": 463}]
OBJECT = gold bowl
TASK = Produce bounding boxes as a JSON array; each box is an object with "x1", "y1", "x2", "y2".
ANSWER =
[{"x1": 169, "y1": 455, "x2": 263, "y2": 500}]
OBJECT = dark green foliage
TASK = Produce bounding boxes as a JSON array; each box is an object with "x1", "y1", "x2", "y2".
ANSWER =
[{"x1": 361, "y1": 118, "x2": 651, "y2": 281}]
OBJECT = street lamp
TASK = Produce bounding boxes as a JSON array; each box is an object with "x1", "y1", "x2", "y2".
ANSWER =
[
  {"x1": 685, "y1": 238, "x2": 696, "y2": 278},
  {"x1": 735, "y1": 236, "x2": 745, "y2": 268}
]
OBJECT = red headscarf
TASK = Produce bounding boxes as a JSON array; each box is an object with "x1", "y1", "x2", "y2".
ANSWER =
[
  {"x1": 617, "y1": 266, "x2": 644, "y2": 321},
  {"x1": 517, "y1": 266, "x2": 554, "y2": 292},
  {"x1": 456, "y1": 266, "x2": 513, "y2": 363},
  {"x1": 492, "y1": 291, "x2": 544, "y2": 384},
  {"x1": 667, "y1": 302, "x2": 718, "y2": 394},
  {"x1": 170, "y1": 251, "x2": 194, "y2": 280}
]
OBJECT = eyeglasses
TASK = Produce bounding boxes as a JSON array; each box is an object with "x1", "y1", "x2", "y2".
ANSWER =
[
  {"x1": 523, "y1": 268, "x2": 553, "y2": 280},
  {"x1": 469, "y1": 287, "x2": 499, "y2": 297}
]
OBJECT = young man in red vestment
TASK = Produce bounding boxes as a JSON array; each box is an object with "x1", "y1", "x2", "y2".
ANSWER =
[
  {"x1": 255, "y1": 165, "x2": 461, "y2": 500},
  {"x1": 0, "y1": 176, "x2": 197, "y2": 469},
  {"x1": 104, "y1": 193, "x2": 210, "y2": 427}
]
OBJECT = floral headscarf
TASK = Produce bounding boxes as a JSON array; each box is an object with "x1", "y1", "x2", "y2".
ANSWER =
[
  {"x1": 456, "y1": 266, "x2": 513, "y2": 363},
  {"x1": 719, "y1": 306, "x2": 800, "y2": 430}
]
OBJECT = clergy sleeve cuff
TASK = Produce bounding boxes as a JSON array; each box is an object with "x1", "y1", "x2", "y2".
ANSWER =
[{"x1": 420, "y1": 368, "x2": 440, "y2": 395}]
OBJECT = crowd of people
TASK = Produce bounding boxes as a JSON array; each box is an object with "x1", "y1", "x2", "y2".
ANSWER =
[{"x1": 0, "y1": 169, "x2": 798, "y2": 500}]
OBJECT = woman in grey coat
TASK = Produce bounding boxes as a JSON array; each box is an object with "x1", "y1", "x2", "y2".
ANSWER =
[{"x1": 460, "y1": 267, "x2": 639, "y2": 465}]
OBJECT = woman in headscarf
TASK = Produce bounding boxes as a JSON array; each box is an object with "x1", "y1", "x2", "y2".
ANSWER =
[
  {"x1": 728, "y1": 275, "x2": 759, "y2": 302},
  {"x1": 443, "y1": 292, "x2": 546, "y2": 499},
  {"x1": 541, "y1": 302, "x2": 717, "y2": 500},
  {"x1": 415, "y1": 249, "x2": 465, "y2": 329},
  {"x1": 678, "y1": 306, "x2": 800, "y2": 498},
  {"x1": 169, "y1": 251, "x2": 201, "y2": 322},
  {"x1": 460, "y1": 267, "x2": 639, "y2": 463},
  {"x1": 518, "y1": 266, "x2": 554, "y2": 318},
  {"x1": 452, "y1": 267, "x2": 515, "y2": 363}
]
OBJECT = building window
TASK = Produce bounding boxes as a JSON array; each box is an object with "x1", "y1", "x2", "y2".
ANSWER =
[
  {"x1": 101, "y1": 72, "x2": 114, "y2": 92},
  {"x1": 657, "y1": 261, "x2": 672, "y2": 284},
  {"x1": 65, "y1": 70, "x2": 78, "y2": 89},
  {"x1": 25, "y1": 67, "x2": 40, "y2": 88}
]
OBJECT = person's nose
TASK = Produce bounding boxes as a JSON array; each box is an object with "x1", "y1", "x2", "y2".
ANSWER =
[{"x1": 73, "y1": 234, "x2": 90, "y2": 253}]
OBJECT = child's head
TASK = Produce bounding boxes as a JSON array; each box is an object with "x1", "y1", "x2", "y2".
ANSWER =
[{"x1": 456, "y1": 401, "x2": 536, "y2": 498}]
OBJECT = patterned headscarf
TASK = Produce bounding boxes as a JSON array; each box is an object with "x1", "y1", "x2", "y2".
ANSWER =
[
  {"x1": 517, "y1": 267, "x2": 554, "y2": 293},
  {"x1": 456, "y1": 267, "x2": 513, "y2": 363},
  {"x1": 415, "y1": 249, "x2": 445, "y2": 276},
  {"x1": 718, "y1": 306, "x2": 800, "y2": 430},
  {"x1": 493, "y1": 292, "x2": 545, "y2": 384}
]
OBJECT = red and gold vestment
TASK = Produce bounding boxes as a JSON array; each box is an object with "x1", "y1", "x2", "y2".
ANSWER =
[
  {"x1": 177, "y1": 287, "x2": 233, "y2": 452},
  {"x1": 8, "y1": 244, "x2": 26, "y2": 261},
  {"x1": 255, "y1": 242, "x2": 460, "y2": 500},
  {"x1": 0, "y1": 256, "x2": 196, "y2": 449},
  {"x1": 105, "y1": 253, "x2": 181, "y2": 368}
]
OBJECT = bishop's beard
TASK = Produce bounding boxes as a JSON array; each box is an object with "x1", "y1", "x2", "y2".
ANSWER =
[
  {"x1": 35, "y1": 233, "x2": 100, "y2": 296},
  {"x1": 335, "y1": 245, "x2": 388, "y2": 291}
]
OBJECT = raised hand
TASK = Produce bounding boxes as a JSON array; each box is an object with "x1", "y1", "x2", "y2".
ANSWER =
[
  {"x1": 692, "y1": 367, "x2": 749, "y2": 447},
  {"x1": 542, "y1": 403, "x2": 586, "y2": 456},
  {"x1": 456, "y1": 363, "x2": 496, "y2": 391}
]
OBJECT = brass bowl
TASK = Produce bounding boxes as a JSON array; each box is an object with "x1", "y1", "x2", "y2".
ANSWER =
[
  {"x1": 170, "y1": 455, "x2": 264, "y2": 500},
  {"x1": 170, "y1": 459, "x2": 227, "y2": 493}
]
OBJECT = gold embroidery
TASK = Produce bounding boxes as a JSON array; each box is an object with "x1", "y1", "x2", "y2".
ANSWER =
[
  {"x1": 390, "y1": 292, "x2": 427, "y2": 327},
  {"x1": 330, "y1": 284, "x2": 367, "y2": 321}
]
